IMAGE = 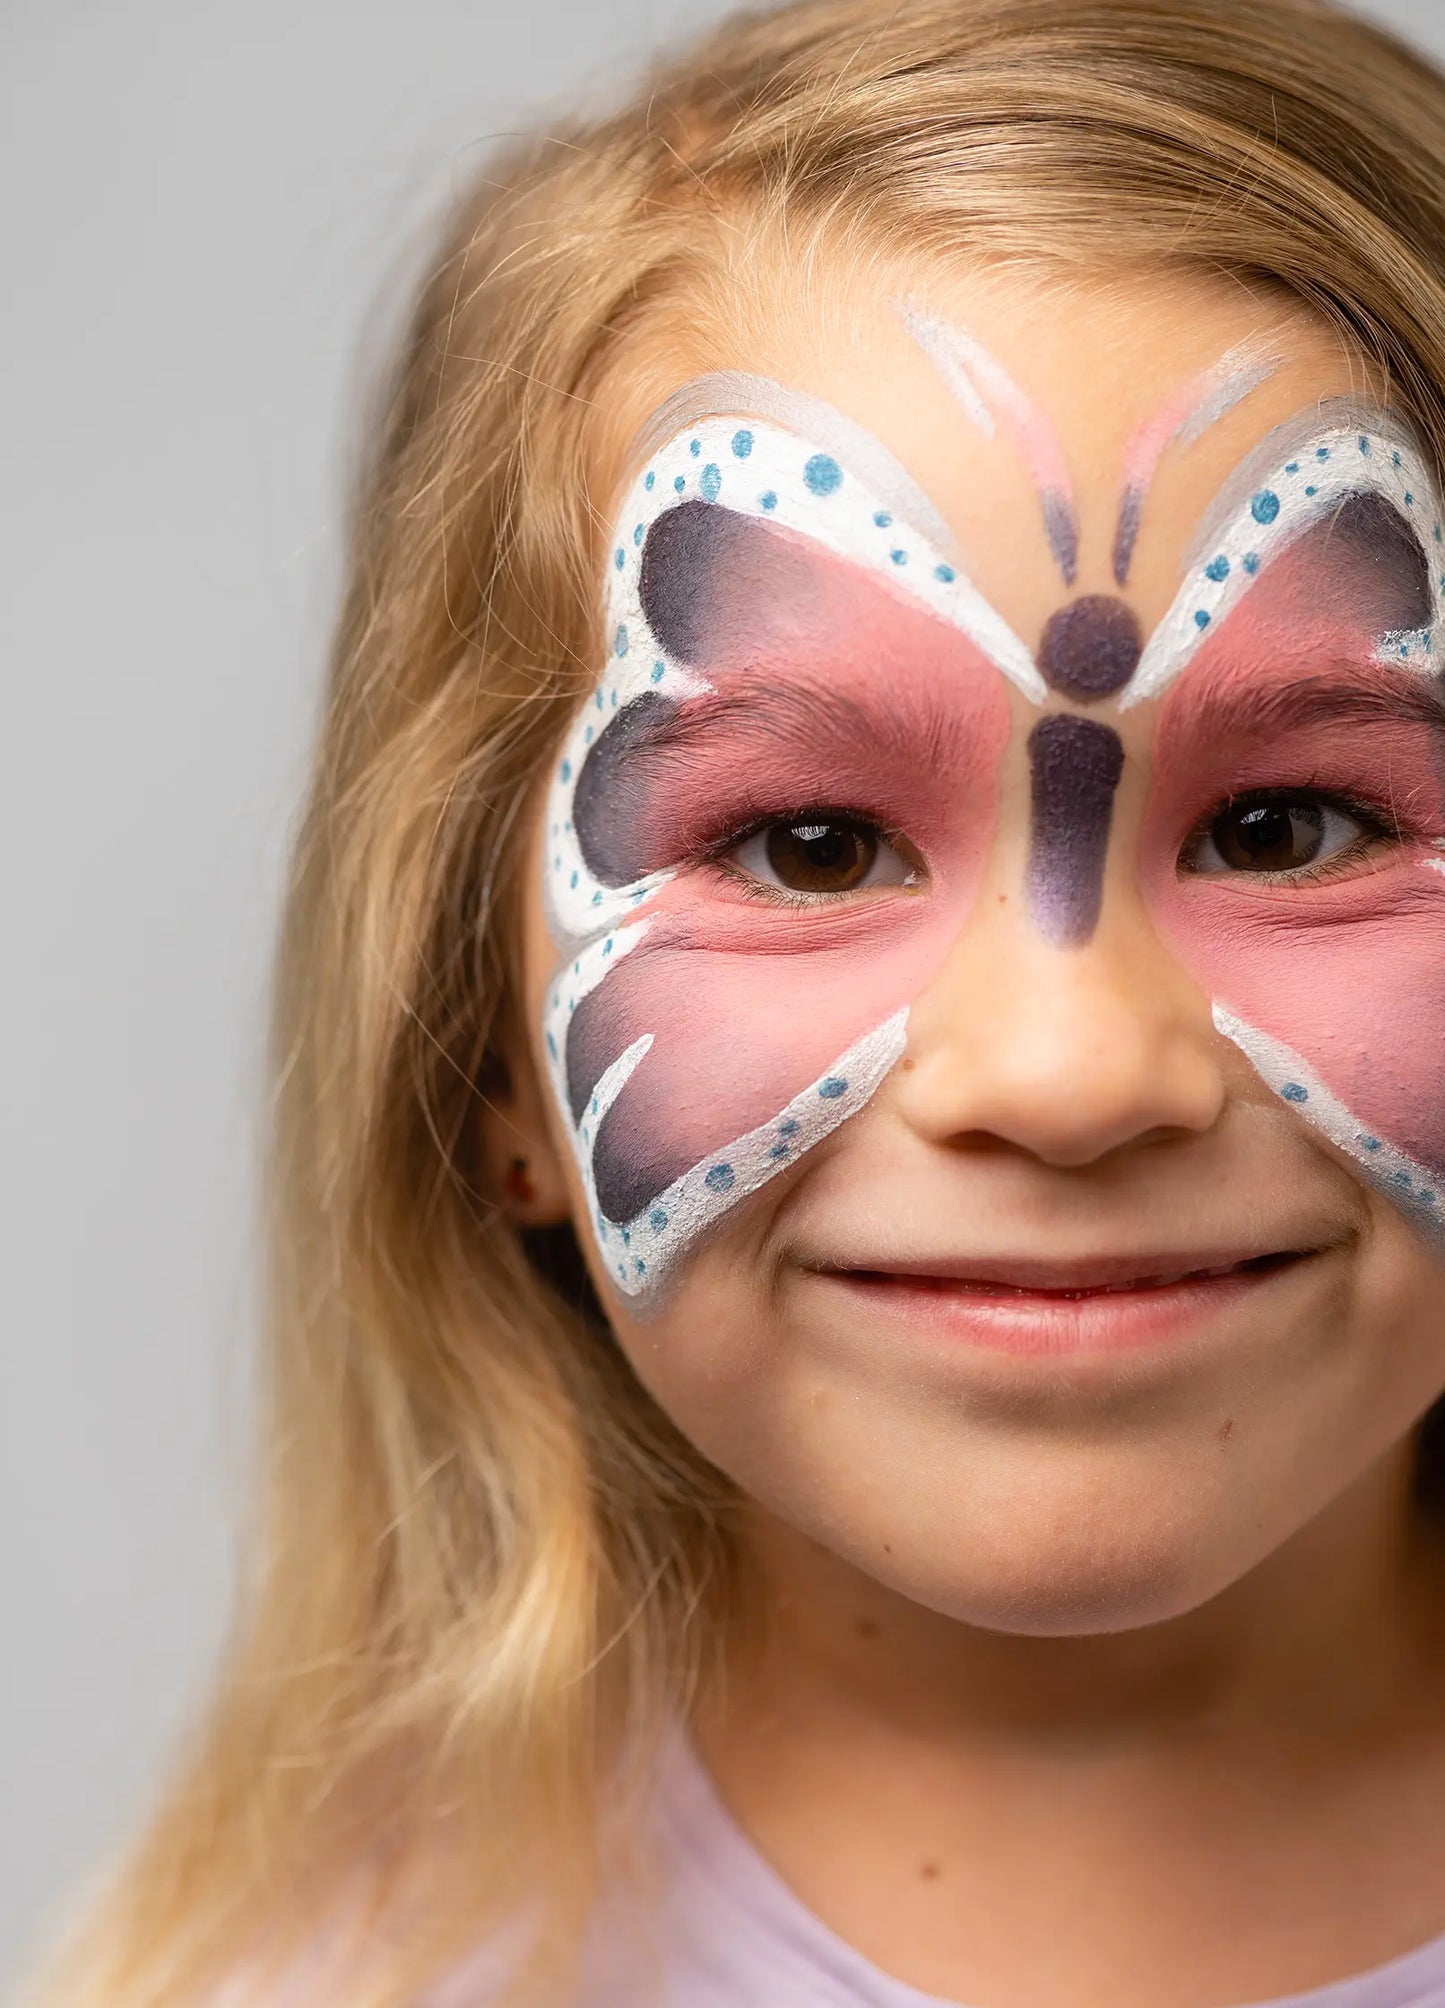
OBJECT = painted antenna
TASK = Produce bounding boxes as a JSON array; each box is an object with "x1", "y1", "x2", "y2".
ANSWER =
[
  {"x1": 1112, "y1": 343, "x2": 1282, "y2": 586},
  {"x1": 902, "y1": 305, "x2": 1082, "y2": 587}
]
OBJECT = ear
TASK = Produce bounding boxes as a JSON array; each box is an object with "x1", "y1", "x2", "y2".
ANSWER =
[{"x1": 476, "y1": 1025, "x2": 572, "y2": 1229}]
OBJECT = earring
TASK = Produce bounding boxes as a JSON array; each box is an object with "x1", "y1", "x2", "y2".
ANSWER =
[{"x1": 505, "y1": 1156, "x2": 537, "y2": 1206}]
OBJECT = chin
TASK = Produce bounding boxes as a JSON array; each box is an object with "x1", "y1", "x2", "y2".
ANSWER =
[{"x1": 894, "y1": 1554, "x2": 1236, "y2": 1638}]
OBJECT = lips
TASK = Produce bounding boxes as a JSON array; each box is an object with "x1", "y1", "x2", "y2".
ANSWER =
[
  {"x1": 811, "y1": 1248, "x2": 1319, "y2": 1356},
  {"x1": 839, "y1": 1250, "x2": 1307, "y2": 1300}
]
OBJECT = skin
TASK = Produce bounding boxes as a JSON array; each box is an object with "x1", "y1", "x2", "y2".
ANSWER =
[{"x1": 484, "y1": 257, "x2": 1445, "y2": 2005}]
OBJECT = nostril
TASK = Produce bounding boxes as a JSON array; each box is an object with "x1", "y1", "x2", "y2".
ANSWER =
[{"x1": 1038, "y1": 595, "x2": 1142, "y2": 701}]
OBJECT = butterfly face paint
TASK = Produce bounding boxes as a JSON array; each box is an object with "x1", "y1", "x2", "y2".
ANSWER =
[
  {"x1": 542, "y1": 323, "x2": 1445, "y2": 1303},
  {"x1": 1138, "y1": 410, "x2": 1445, "y2": 1231},
  {"x1": 541, "y1": 393, "x2": 1031, "y2": 1297}
]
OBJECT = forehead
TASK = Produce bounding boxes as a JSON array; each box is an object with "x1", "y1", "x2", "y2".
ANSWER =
[{"x1": 599, "y1": 260, "x2": 1375, "y2": 641}]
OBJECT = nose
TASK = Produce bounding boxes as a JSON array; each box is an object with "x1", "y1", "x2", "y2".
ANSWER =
[{"x1": 891, "y1": 893, "x2": 1227, "y2": 1168}]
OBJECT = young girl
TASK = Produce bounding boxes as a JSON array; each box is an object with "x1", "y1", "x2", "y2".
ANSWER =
[{"x1": 38, "y1": 0, "x2": 1445, "y2": 2001}]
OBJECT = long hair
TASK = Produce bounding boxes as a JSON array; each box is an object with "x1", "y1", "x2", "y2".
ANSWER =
[{"x1": 37, "y1": 0, "x2": 1445, "y2": 1999}]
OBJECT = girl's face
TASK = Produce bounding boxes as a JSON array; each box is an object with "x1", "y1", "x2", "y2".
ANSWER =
[{"x1": 510, "y1": 260, "x2": 1445, "y2": 1633}]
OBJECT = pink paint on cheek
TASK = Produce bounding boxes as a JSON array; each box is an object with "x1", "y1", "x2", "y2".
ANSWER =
[
  {"x1": 566, "y1": 633, "x2": 1011, "y2": 1223},
  {"x1": 572, "y1": 897, "x2": 962, "y2": 1223},
  {"x1": 1143, "y1": 533, "x2": 1445, "y2": 1174}
]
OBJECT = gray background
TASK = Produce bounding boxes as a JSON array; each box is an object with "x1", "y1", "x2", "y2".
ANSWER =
[{"x1": 3, "y1": 0, "x2": 1443, "y2": 1989}]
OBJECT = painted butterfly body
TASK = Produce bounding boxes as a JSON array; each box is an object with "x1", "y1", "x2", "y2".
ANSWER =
[{"x1": 543, "y1": 390, "x2": 1445, "y2": 1300}]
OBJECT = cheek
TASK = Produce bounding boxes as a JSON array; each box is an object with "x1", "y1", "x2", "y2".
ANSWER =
[
  {"x1": 1142, "y1": 658, "x2": 1445, "y2": 1175},
  {"x1": 1148, "y1": 872, "x2": 1445, "y2": 1174},
  {"x1": 570, "y1": 908, "x2": 952, "y2": 1223}
]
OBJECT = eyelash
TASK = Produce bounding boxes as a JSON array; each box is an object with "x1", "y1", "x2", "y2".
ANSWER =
[
  {"x1": 681, "y1": 782, "x2": 1416, "y2": 903},
  {"x1": 1179, "y1": 783, "x2": 1406, "y2": 885},
  {"x1": 697, "y1": 807, "x2": 916, "y2": 905}
]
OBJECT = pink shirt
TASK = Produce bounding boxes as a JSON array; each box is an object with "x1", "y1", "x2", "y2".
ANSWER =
[
  {"x1": 422, "y1": 1736, "x2": 1445, "y2": 2007},
  {"x1": 226, "y1": 1738, "x2": 1445, "y2": 2004}
]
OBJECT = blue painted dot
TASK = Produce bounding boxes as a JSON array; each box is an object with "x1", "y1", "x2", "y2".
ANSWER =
[
  {"x1": 614, "y1": 548, "x2": 625, "y2": 570},
  {"x1": 873, "y1": 510, "x2": 892, "y2": 527},
  {"x1": 595, "y1": 690, "x2": 605, "y2": 711},
  {"x1": 1359, "y1": 435, "x2": 1371, "y2": 454},
  {"x1": 569, "y1": 869, "x2": 578, "y2": 888},
  {"x1": 591, "y1": 891, "x2": 602, "y2": 906},
  {"x1": 1435, "y1": 526, "x2": 1443, "y2": 544},
  {"x1": 778, "y1": 1119, "x2": 800, "y2": 1138},
  {"x1": 1316, "y1": 445, "x2": 1330, "y2": 461},
  {"x1": 644, "y1": 471, "x2": 655, "y2": 491},
  {"x1": 590, "y1": 1095, "x2": 599, "y2": 1115},
  {"x1": 935, "y1": 563, "x2": 955, "y2": 583},
  {"x1": 611, "y1": 689, "x2": 618, "y2": 707},
  {"x1": 804, "y1": 453, "x2": 843, "y2": 496},
  {"x1": 1285, "y1": 462, "x2": 1300, "y2": 475},
  {"x1": 700, "y1": 462, "x2": 722, "y2": 502},
  {"x1": 1359, "y1": 1134, "x2": 1382, "y2": 1152},
  {"x1": 614, "y1": 624, "x2": 628, "y2": 657},
  {"x1": 689, "y1": 438, "x2": 701, "y2": 457},
  {"x1": 635, "y1": 1258, "x2": 646, "y2": 1276},
  {"x1": 546, "y1": 1031, "x2": 558, "y2": 1060},
  {"x1": 1422, "y1": 1192, "x2": 1438, "y2": 1207},
  {"x1": 1406, "y1": 492, "x2": 1416, "y2": 508},
  {"x1": 649, "y1": 1207, "x2": 668, "y2": 1232},
  {"x1": 673, "y1": 475, "x2": 685, "y2": 492},
  {"x1": 1305, "y1": 485, "x2": 1318, "y2": 497},
  {"x1": 583, "y1": 724, "x2": 593, "y2": 744},
  {"x1": 1401, "y1": 642, "x2": 1411, "y2": 659},
  {"x1": 704, "y1": 1163, "x2": 735, "y2": 1193},
  {"x1": 621, "y1": 1228, "x2": 630, "y2": 1246},
  {"x1": 760, "y1": 490, "x2": 778, "y2": 511},
  {"x1": 560, "y1": 759, "x2": 571, "y2": 782},
  {"x1": 602, "y1": 936, "x2": 613, "y2": 956},
  {"x1": 818, "y1": 1076, "x2": 848, "y2": 1099},
  {"x1": 1204, "y1": 555, "x2": 1230, "y2": 582},
  {"x1": 1251, "y1": 490, "x2": 1281, "y2": 525},
  {"x1": 731, "y1": 428, "x2": 754, "y2": 459},
  {"x1": 890, "y1": 547, "x2": 908, "y2": 566},
  {"x1": 650, "y1": 660, "x2": 665, "y2": 683},
  {"x1": 1281, "y1": 1082, "x2": 1309, "y2": 1104},
  {"x1": 1393, "y1": 1169, "x2": 1413, "y2": 1188},
  {"x1": 768, "y1": 1143, "x2": 789, "y2": 1160},
  {"x1": 633, "y1": 523, "x2": 644, "y2": 546},
  {"x1": 1194, "y1": 609, "x2": 1211, "y2": 629},
  {"x1": 1243, "y1": 552, "x2": 1261, "y2": 575},
  {"x1": 1394, "y1": 451, "x2": 1403, "y2": 467}
]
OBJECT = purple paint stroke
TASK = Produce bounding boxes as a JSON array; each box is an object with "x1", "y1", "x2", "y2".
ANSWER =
[
  {"x1": 1042, "y1": 490, "x2": 1080, "y2": 588},
  {"x1": 1027, "y1": 715, "x2": 1125, "y2": 947}
]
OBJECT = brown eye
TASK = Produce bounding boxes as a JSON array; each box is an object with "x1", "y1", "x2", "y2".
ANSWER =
[
  {"x1": 1188, "y1": 794, "x2": 1373, "y2": 877},
  {"x1": 727, "y1": 816, "x2": 915, "y2": 896},
  {"x1": 1211, "y1": 800, "x2": 1324, "y2": 871}
]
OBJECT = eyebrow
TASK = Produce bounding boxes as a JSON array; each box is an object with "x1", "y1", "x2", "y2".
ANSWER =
[
  {"x1": 609, "y1": 676, "x2": 963, "y2": 780},
  {"x1": 1175, "y1": 669, "x2": 1445, "y2": 742}
]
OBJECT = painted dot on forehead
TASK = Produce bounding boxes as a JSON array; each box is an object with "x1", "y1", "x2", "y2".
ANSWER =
[{"x1": 1037, "y1": 596, "x2": 1142, "y2": 702}]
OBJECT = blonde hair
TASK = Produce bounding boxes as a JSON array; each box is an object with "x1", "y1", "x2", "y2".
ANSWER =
[{"x1": 38, "y1": 0, "x2": 1445, "y2": 1999}]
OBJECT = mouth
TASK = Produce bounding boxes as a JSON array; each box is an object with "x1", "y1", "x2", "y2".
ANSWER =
[{"x1": 813, "y1": 1249, "x2": 1319, "y2": 1355}]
